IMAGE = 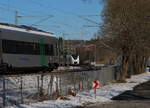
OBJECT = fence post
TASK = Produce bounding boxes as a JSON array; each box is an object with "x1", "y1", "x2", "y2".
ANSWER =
[
  {"x1": 55, "y1": 75, "x2": 59, "y2": 98},
  {"x1": 20, "y1": 76, "x2": 23, "y2": 104},
  {"x1": 49, "y1": 75, "x2": 53, "y2": 99},
  {"x1": 2, "y1": 77, "x2": 6, "y2": 107},
  {"x1": 73, "y1": 73, "x2": 76, "y2": 91},
  {"x1": 47, "y1": 77, "x2": 50, "y2": 98},
  {"x1": 59, "y1": 76, "x2": 62, "y2": 96},
  {"x1": 37, "y1": 76, "x2": 40, "y2": 100},
  {"x1": 65, "y1": 85, "x2": 68, "y2": 96},
  {"x1": 40, "y1": 74, "x2": 44, "y2": 97}
]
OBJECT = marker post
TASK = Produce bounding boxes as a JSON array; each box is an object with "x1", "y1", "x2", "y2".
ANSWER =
[
  {"x1": 94, "y1": 88, "x2": 96, "y2": 99},
  {"x1": 92, "y1": 80, "x2": 102, "y2": 99}
]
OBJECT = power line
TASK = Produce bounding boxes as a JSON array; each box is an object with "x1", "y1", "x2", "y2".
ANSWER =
[
  {"x1": 79, "y1": 14, "x2": 101, "y2": 18},
  {"x1": 0, "y1": 2, "x2": 48, "y2": 16},
  {"x1": 31, "y1": 15, "x2": 54, "y2": 26},
  {"x1": 0, "y1": 3, "x2": 55, "y2": 25},
  {"x1": 83, "y1": 25, "x2": 101, "y2": 27},
  {"x1": 14, "y1": 10, "x2": 55, "y2": 25},
  {"x1": 0, "y1": 5, "x2": 12, "y2": 12},
  {"x1": 26, "y1": 0, "x2": 79, "y2": 17},
  {"x1": 0, "y1": 1, "x2": 91, "y2": 29},
  {"x1": 78, "y1": 15, "x2": 100, "y2": 25},
  {"x1": 29, "y1": 0, "x2": 45, "y2": 6},
  {"x1": 0, "y1": 1, "x2": 80, "y2": 29},
  {"x1": 0, "y1": 0, "x2": 98, "y2": 40},
  {"x1": 34, "y1": 24, "x2": 61, "y2": 28}
]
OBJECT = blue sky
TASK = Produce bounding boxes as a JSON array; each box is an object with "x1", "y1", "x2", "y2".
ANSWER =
[{"x1": 0, "y1": 0, "x2": 103, "y2": 40}]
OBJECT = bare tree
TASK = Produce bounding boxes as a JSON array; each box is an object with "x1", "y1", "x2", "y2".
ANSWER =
[{"x1": 101, "y1": 0, "x2": 150, "y2": 81}]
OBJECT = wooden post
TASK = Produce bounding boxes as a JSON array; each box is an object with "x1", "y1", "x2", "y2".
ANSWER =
[{"x1": 94, "y1": 88, "x2": 96, "y2": 99}]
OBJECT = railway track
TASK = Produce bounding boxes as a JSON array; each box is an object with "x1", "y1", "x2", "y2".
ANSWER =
[
  {"x1": 0, "y1": 71, "x2": 69, "y2": 78},
  {"x1": 0, "y1": 67, "x2": 100, "y2": 78}
]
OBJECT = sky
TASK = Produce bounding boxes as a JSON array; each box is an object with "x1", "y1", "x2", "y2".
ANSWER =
[{"x1": 0, "y1": 0, "x2": 103, "y2": 40}]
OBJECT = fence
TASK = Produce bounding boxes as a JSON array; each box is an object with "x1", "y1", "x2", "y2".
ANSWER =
[{"x1": 0, "y1": 66, "x2": 118, "y2": 107}]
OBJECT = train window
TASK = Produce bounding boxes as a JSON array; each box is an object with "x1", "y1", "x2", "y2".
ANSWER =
[
  {"x1": 2, "y1": 40, "x2": 17, "y2": 53},
  {"x1": 55, "y1": 44, "x2": 57, "y2": 56},
  {"x1": 45, "y1": 44, "x2": 54, "y2": 56},
  {"x1": 3, "y1": 39, "x2": 32, "y2": 55},
  {"x1": 51, "y1": 45, "x2": 54, "y2": 55},
  {"x1": 2, "y1": 39, "x2": 54, "y2": 56},
  {"x1": 33, "y1": 44, "x2": 36, "y2": 50}
]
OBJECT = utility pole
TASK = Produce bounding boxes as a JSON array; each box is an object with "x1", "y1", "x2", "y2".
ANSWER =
[
  {"x1": 61, "y1": 32, "x2": 69, "y2": 66},
  {"x1": 15, "y1": 11, "x2": 19, "y2": 25},
  {"x1": 62, "y1": 33, "x2": 65, "y2": 66},
  {"x1": 14, "y1": 11, "x2": 53, "y2": 26},
  {"x1": 95, "y1": 45, "x2": 96, "y2": 64},
  {"x1": 0, "y1": 31, "x2": 2, "y2": 64},
  {"x1": 62, "y1": 32, "x2": 69, "y2": 53},
  {"x1": 58, "y1": 37, "x2": 63, "y2": 66}
]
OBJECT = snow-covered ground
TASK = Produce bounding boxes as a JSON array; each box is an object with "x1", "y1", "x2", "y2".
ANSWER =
[{"x1": 8, "y1": 71, "x2": 150, "y2": 108}]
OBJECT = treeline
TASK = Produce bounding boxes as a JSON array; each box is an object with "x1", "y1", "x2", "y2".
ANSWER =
[{"x1": 97, "y1": 0, "x2": 150, "y2": 81}]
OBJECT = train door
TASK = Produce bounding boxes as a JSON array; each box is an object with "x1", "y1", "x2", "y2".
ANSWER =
[{"x1": 38, "y1": 40, "x2": 47, "y2": 66}]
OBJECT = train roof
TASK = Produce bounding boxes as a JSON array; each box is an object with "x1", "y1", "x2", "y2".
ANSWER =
[{"x1": 0, "y1": 22, "x2": 57, "y2": 37}]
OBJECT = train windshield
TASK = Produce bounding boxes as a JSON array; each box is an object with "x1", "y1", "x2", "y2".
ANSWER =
[{"x1": 71, "y1": 55, "x2": 78, "y2": 59}]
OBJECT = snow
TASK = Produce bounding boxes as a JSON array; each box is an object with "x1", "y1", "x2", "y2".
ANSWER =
[
  {"x1": 0, "y1": 75, "x2": 62, "y2": 107},
  {"x1": 6, "y1": 71, "x2": 150, "y2": 108}
]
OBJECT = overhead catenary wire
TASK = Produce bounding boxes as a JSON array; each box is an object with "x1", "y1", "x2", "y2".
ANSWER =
[
  {"x1": 0, "y1": 0, "x2": 97, "y2": 40},
  {"x1": 31, "y1": 15, "x2": 54, "y2": 26},
  {"x1": 0, "y1": 2, "x2": 49, "y2": 17},
  {"x1": 78, "y1": 15, "x2": 100, "y2": 25},
  {"x1": 0, "y1": 1, "x2": 81, "y2": 30},
  {"x1": 0, "y1": 0, "x2": 86, "y2": 28},
  {"x1": 27, "y1": 0, "x2": 79, "y2": 17},
  {"x1": 83, "y1": 25, "x2": 101, "y2": 27}
]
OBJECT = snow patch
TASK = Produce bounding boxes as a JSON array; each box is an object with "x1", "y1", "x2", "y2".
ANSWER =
[{"x1": 7, "y1": 71, "x2": 150, "y2": 108}]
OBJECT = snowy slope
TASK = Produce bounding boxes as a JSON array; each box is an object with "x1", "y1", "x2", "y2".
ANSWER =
[{"x1": 8, "y1": 71, "x2": 150, "y2": 108}]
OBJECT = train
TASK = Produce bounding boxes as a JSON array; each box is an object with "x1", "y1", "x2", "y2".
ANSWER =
[
  {"x1": 66, "y1": 54, "x2": 80, "y2": 66},
  {"x1": 0, "y1": 23, "x2": 60, "y2": 73}
]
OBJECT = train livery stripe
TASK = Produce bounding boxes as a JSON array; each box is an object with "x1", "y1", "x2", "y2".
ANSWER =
[{"x1": 38, "y1": 40, "x2": 47, "y2": 66}]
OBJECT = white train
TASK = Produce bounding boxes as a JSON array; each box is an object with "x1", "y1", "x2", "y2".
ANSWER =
[
  {"x1": 66, "y1": 54, "x2": 80, "y2": 65},
  {"x1": 0, "y1": 23, "x2": 59, "y2": 73}
]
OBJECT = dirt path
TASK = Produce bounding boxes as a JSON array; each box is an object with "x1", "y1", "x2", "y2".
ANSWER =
[
  {"x1": 82, "y1": 101, "x2": 150, "y2": 108},
  {"x1": 81, "y1": 80, "x2": 150, "y2": 108},
  {"x1": 112, "y1": 80, "x2": 150, "y2": 100}
]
